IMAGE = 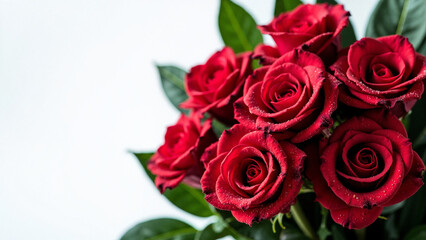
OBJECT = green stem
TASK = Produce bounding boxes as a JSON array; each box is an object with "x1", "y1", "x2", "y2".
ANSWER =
[
  {"x1": 355, "y1": 228, "x2": 366, "y2": 240},
  {"x1": 299, "y1": 188, "x2": 315, "y2": 194},
  {"x1": 291, "y1": 202, "x2": 319, "y2": 240},
  {"x1": 396, "y1": 0, "x2": 410, "y2": 35}
]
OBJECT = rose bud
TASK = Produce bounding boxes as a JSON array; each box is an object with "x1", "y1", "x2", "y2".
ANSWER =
[
  {"x1": 148, "y1": 113, "x2": 217, "y2": 193},
  {"x1": 201, "y1": 124, "x2": 305, "y2": 225},
  {"x1": 330, "y1": 35, "x2": 426, "y2": 117},
  {"x1": 256, "y1": 3, "x2": 349, "y2": 66},
  {"x1": 180, "y1": 47, "x2": 252, "y2": 125},
  {"x1": 305, "y1": 110, "x2": 424, "y2": 229},
  {"x1": 234, "y1": 49, "x2": 340, "y2": 143}
]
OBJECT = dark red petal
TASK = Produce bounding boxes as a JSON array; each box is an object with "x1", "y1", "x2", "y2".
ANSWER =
[
  {"x1": 270, "y1": 32, "x2": 313, "y2": 55},
  {"x1": 191, "y1": 117, "x2": 217, "y2": 160},
  {"x1": 243, "y1": 67, "x2": 269, "y2": 95},
  {"x1": 363, "y1": 110, "x2": 408, "y2": 138},
  {"x1": 214, "y1": 69, "x2": 240, "y2": 100},
  {"x1": 338, "y1": 86, "x2": 377, "y2": 110},
  {"x1": 181, "y1": 65, "x2": 209, "y2": 110},
  {"x1": 216, "y1": 133, "x2": 285, "y2": 209},
  {"x1": 365, "y1": 53, "x2": 405, "y2": 89},
  {"x1": 253, "y1": 44, "x2": 280, "y2": 66},
  {"x1": 234, "y1": 98, "x2": 257, "y2": 130},
  {"x1": 330, "y1": 206, "x2": 383, "y2": 229},
  {"x1": 229, "y1": 141, "x2": 305, "y2": 225},
  {"x1": 330, "y1": 54, "x2": 349, "y2": 77},
  {"x1": 154, "y1": 172, "x2": 186, "y2": 193},
  {"x1": 321, "y1": 142, "x2": 406, "y2": 208},
  {"x1": 217, "y1": 124, "x2": 251, "y2": 154},
  {"x1": 244, "y1": 82, "x2": 271, "y2": 116},
  {"x1": 291, "y1": 72, "x2": 339, "y2": 143},
  {"x1": 200, "y1": 142, "x2": 218, "y2": 168},
  {"x1": 383, "y1": 151, "x2": 425, "y2": 206},
  {"x1": 304, "y1": 142, "x2": 348, "y2": 210},
  {"x1": 348, "y1": 38, "x2": 389, "y2": 78},
  {"x1": 220, "y1": 145, "x2": 266, "y2": 198},
  {"x1": 236, "y1": 51, "x2": 252, "y2": 79},
  {"x1": 372, "y1": 128, "x2": 413, "y2": 175},
  {"x1": 328, "y1": 115, "x2": 382, "y2": 144},
  {"x1": 377, "y1": 35, "x2": 415, "y2": 80},
  {"x1": 201, "y1": 152, "x2": 237, "y2": 211}
]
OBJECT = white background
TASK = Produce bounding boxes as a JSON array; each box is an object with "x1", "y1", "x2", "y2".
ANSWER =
[{"x1": 0, "y1": 0, "x2": 378, "y2": 239}]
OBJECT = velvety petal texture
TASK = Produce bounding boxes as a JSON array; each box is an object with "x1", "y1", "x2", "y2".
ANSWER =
[
  {"x1": 235, "y1": 49, "x2": 339, "y2": 143},
  {"x1": 148, "y1": 113, "x2": 217, "y2": 193},
  {"x1": 305, "y1": 110, "x2": 424, "y2": 229},
  {"x1": 257, "y1": 3, "x2": 349, "y2": 66},
  {"x1": 330, "y1": 35, "x2": 426, "y2": 117},
  {"x1": 180, "y1": 47, "x2": 252, "y2": 125},
  {"x1": 201, "y1": 124, "x2": 305, "y2": 225}
]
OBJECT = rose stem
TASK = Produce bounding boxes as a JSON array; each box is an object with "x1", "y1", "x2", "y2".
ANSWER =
[
  {"x1": 355, "y1": 228, "x2": 366, "y2": 240},
  {"x1": 290, "y1": 201, "x2": 319, "y2": 240}
]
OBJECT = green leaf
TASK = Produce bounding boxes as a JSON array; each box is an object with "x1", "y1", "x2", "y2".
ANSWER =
[
  {"x1": 399, "y1": 186, "x2": 426, "y2": 235},
  {"x1": 215, "y1": 209, "x2": 282, "y2": 240},
  {"x1": 121, "y1": 218, "x2": 197, "y2": 240},
  {"x1": 218, "y1": 0, "x2": 263, "y2": 53},
  {"x1": 404, "y1": 225, "x2": 426, "y2": 240},
  {"x1": 221, "y1": 210, "x2": 298, "y2": 240},
  {"x1": 161, "y1": 184, "x2": 213, "y2": 218},
  {"x1": 211, "y1": 118, "x2": 229, "y2": 138},
  {"x1": 410, "y1": 95, "x2": 426, "y2": 151},
  {"x1": 133, "y1": 152, "x2": 214, "y2": 218},
  {"x1": 418, "y1": 37, "x2": 426, "y2": 55},
  {"x1": 195, "y1": 223, "x2": 231, "y2": 240},
  {"x1": 274, "y1": 0, "x2": 302, "y2": 16},
  {"x1": 279, "y1": 228, "x2": 310, "y2": 240},
  {"x1": 235, "y1": 220, "x2": 285, "y2": 240},
  {"x1": 316, "y1": 0, "x2": 338, "y2": 4},
  {"x1": 422, "y1": 148, "x2": 426, "y2": 163},
  {"x1": 331, "y1": 224, "x2": 346, "y2": 240},
  {"x1": 340, "y1": 20, "x2": 357, "y2": 48},
  {"x1": 381, "y1": 201, "x2": 405, "y2": 215},
  {"x1": 384, "y1": 215, "x2": 400, "y2": 240},
  {"x1": 134, "y1": 152, "x2": 155, "y2": 182},
  {"x1": 414, "y1": 128, "x2": 426, "y2": 149},
  {"x1": 156, "y1": 65, "x2": 189, "y2": 115},
  {"x1": 317, "y1": 207, "x2": 331, "y2": 240},
  {"x1": 365, "y1": 0, "x2": 426, "y2": 52}
]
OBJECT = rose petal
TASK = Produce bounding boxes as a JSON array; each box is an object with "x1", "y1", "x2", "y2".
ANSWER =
[
  {"x1": 377, "y1": 35, "x2": 415, "y2": 80},
  {"x1": 348, "y1": 38, "x2": 389, "y2": 78},
  {"x1": 321, "y1": 141, "x2": 406, "y2": 208},
  {"x1": 234, "y1": 98, "x2": 257, "y2": 130},
  {"x1": 201, "y1": 152, "x2": 238, "y2": 211},
  {"x1": 217, "y1": 124, "x2": 251, "y2": 154},
  {"x1": 330, "y1": 206, "x2": 383, "y2": 229},
  {"x1": 383, "y1": 151, "x2": 425, "y2": 206}
]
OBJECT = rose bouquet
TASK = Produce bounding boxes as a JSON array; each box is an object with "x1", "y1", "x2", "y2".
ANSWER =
[{"x1": 123, "y1": 0, "x2": 426, "y2": 239}]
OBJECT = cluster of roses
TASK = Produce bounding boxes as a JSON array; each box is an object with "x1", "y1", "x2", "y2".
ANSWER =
[{"x1": 148, "y1": 3, "x2": 426, "y2": 229}]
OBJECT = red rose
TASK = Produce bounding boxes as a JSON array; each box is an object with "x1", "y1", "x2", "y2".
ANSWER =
[
  {"x1": 330, "y1": 35, "x2": 426, "y2": 117},
  {"x1": 305, "y1": 110, "x2": 424, "y2": 229},
  {"x1": 253, "y1": 44, "x2": 282, "y2": 66},
  {"x1": 148, "y1": 113, "x2": 217, "y2": 193},
  {"x1": 234, "y1": 49, "x2": 339, "y2": 143},
  {"x1": 201, "y1": 124, "x2": 305, "y2": 225},
  {"x1": 257, "y1": 3, "x2": 349, "y2": 65},
  {"x1": 180, "y1": 47, "x2": 252, "y2": 125}
]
